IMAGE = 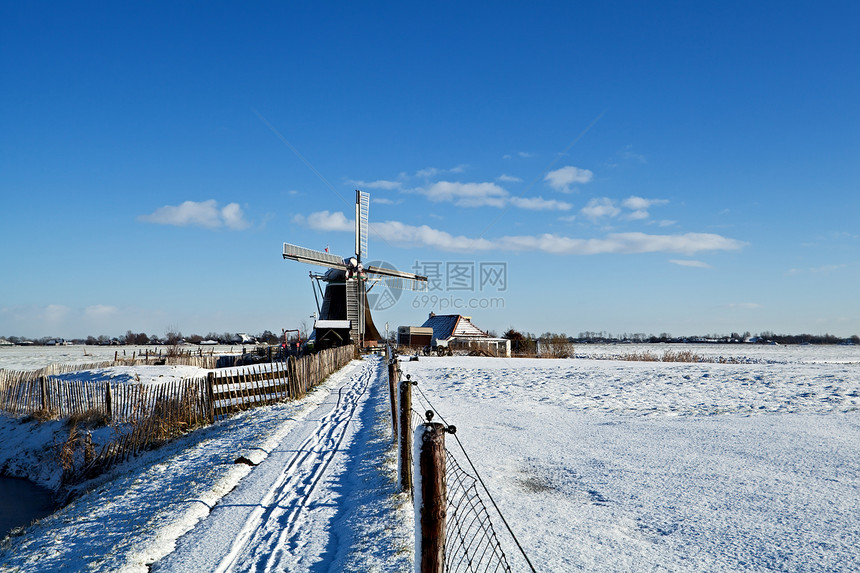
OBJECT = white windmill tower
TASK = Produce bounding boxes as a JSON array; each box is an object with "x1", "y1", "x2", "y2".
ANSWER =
[{"x1": 283, "y1": 190, "x2": 427, "y2": 346}]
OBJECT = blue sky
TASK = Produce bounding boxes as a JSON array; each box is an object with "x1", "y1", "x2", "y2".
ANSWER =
[{"x1": 2, "y1": 1, "x2": 858, "y2": 340}]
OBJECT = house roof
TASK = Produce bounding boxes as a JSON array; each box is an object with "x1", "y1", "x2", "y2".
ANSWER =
[{"x1": 420, "y1": 313, "x2": 489, "y2": 341}]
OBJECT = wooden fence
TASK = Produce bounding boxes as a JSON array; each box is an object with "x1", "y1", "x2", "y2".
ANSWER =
[
  {"x1": 0, "y1": 345, "x2": 355, "y2": 423},
  {"x1": 2, "y1": 345, "x2": 356, "y2": 484},
  {"x1": 208, "y1": 345, "x2": 354, "y2": 419}
]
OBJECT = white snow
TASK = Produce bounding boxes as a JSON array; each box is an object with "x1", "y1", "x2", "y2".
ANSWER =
[
  {"x1": 1, "y1": 345, "x2": 859, "y2": 572},
  {"x1": 399, "y1": 351, "x2": 860, "y2": 572},
  {"x1": 0, "y1": 356, "x2": 413, "y2": 572},
  {"x1": 0, "y1": 344, "x2": 240, "y2": 372}
]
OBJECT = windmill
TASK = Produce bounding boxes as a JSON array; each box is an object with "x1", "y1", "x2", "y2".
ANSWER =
[{"x1": 283, "y1": 190, "x2": 428, "y2": 347}]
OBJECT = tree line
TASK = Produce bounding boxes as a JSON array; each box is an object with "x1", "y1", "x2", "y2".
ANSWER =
[
  {"x1": 0, "y1": 327, "x2": 310, "y2": 347},
  {"x1": 501, "y1": 328, "x2": 859, "y2": 353}
]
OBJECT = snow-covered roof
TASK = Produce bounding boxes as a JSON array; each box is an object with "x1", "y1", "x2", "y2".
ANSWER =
[
  {"x1": 420, "y1": 313, "x2": 489, "y2": 342},
  {"x1": 315, "y1": 319, "x2": 351, "y2": 329}
]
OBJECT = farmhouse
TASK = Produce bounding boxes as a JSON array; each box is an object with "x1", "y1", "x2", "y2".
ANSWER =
[{"x1": 409, "y1": 312, "x2": 511, "y2": 357}]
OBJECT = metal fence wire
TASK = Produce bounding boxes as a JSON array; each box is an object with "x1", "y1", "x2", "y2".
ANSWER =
[
  {"x1": 410, "y1": 408, "x2": 513, "y2": 573},
  {"x1": 444, "y1": 449, "x2": 512, "y2": 573},
  {"x1": 388, "y1": 348, "x2": 535, "y2": 572}
]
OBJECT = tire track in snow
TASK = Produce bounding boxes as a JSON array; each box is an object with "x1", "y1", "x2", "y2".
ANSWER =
[
  {"x1": 152, "y1": 356, "x2": 377, "y2": 573},
  {"x1": 219, "y1": 360, "x2": 373, "y2": 573}
]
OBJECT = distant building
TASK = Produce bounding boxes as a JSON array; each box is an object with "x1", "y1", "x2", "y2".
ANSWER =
[
  {"x1": 0, "y1": 338, "x2": 13, "y2": 346},
  {"x1": 397, "y1": 326, "x2": 434, "y2": 347},
  {"x1": 413, "y1": 312, "x2": 511, "y2": 357}
]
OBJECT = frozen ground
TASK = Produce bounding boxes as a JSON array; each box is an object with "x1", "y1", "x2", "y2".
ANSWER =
[
  {"x1": 0, "y1": 344, "x2": 240, "y2": 371},
  {"x1": 574, "y1": 342, "x2": 860, "y2": 364},
  {"x1": 0, "y1": 356, "x2": 412, "y2": 573},
  {"x1": 1, "y1": 346, "x2": 858, "y2": 572},
  {"x1": 400, "y1": 352, "x2": 860, "y2": 572}
]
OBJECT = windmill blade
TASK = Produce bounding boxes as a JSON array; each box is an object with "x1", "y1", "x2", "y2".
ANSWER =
[
  {"x1": 365, "y1": 264, "x2": 428, "y2": 282},
  {"x1": 283, "y1": 243, "x2": 347, "y2": 269},
  {"x1": 355, "y1": 189, "x2": 369, "y2": 261},
  {"x1": 367, "y1": 276, "x2": 429, "y2": 292}
]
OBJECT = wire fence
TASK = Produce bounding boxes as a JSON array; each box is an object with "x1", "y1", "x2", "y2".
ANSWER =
[
  {"x1": 444, "y1": 449, "x2": 513, "y2": 573},
  {"x1": 410, "y1": 401, "x2": 516, "y2": 573},
  {"x1": 389, "y1": 350, "x2": 537, "y2": 573}
]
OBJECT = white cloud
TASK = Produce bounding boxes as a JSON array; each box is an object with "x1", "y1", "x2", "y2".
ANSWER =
[
  {"x1": 293, "y1": 210, "x2": 354, "y2": 232},
  {"x1": 44, "y1": 304, "x2": 71, "y2": 322},
  {"x1": 621, "y1": 195, "x2": 669, "y2": 220},
  {"x1": 416, "y1": 165, "x2": 467, "y2": 178},
  {"x1": 618, "y1": 145, "x2": 647, "y2": 165},
  {"x1": 422, "y1": 181, "x2": 508, "y2": 208},
  {"x1": 496, "y1": 232, "x2": 743, "y2": 255},
  {"x1": 509, "y1": 196, "x2": 573, "y2": 211},
  {"x1": 544, "y1": 166, "x2": 594, "y2": 192},
  {"x1": 349, "y1": 179, "x2": 402, "y2": 190},
  {"x1": 497, "y1": 174, "x2": 522, "y2": 183},
  {"x1": 296, "y1": 211, "x2": 745, "y2": 255},
  {"x1": 669, "y1": 259, "x2": 712, "y2": 268},
  {"x1": 787, "y1": 263, "x2": 849, "y2": 275},
  {"x1": 620, "y1": 196, "x2": 668, "y2": 220},
  {"x1": 581, "y1": 197, "x2": 621, "y2": 220},
  {"x1": 84, "y1": 304, "x2": 118, "y2": 317},
  {"x1": 369, "y1": 220, "x2": 495, "y2": 252},
  {"x1": 416, "y1": 181, "x2": 572, "y2": 211},
  {"x1": 138, "y1": 200, "x2": 250, "y2": 230},
  {"x1": 622, "y1": 196, "x2": 662, "y2": 210},
  {"x1": 221, "y1": 203, "x2": 250, "y2": 230},
  {"x1": 373, "y1": 197, "x2": 401, "y2": 205}
]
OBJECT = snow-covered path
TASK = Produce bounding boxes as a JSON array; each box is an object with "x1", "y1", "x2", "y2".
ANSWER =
[
  {"x1": 154, "y1": 354, "x2": 377, "y2": 572},
  {"x1": 0, "y1": 355, "x2": 413, "y2": 573}
]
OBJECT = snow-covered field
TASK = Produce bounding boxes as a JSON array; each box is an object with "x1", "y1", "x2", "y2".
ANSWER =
[
  {"x1": 574, "y1": 342, "x2": 860, "y2": 364},
  {"x1": 1, "y1": 345, "x2": 858, "y2": 572},
  {"x1": 400, "y1": 350, "x2": 860, "y2": 572},
  {"x1": 0, "y1": 344, "x2": 241, "y2": 371}
]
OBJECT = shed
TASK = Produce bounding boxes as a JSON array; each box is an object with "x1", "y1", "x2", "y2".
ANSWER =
[{"x1": 397, "y1": 326, "x2": 434, "y2": 347}]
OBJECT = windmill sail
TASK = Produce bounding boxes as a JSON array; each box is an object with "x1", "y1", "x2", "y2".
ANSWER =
[
  {"x1": 355, "y1": 189, "x2": 369, "y2": 261},
  {"x1": 282, "y1": 190, "x2": 427, "y2": 347},
  {"x1": 369, "y1": 276, "x2": 429, "y2": 291},
  {"x1": 283, "y1": 243, "x2": 346, "y2": 268}
]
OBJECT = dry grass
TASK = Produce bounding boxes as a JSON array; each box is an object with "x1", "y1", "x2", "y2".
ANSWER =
[
  {"x1": 614, "y1": 350, "x2": 745, "y2": 364},
  {"x1": 23, "y1": 408, "x2": 58, "y2": 423},
  {"x1": 617, "y1": 350, "x2": 704, "y2": 362},
  {"x1": 67, "y1": 409, "x2": 109, "y2": 429},
  {"x1": 57, "y1": 385, "x2": 207, "y2": 486}
]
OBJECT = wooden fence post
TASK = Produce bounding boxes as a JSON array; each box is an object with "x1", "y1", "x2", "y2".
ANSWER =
[
  {"x1": 206, "y1": 372, "x2": 216, "y2": 422},
  {"x1": 398, "y1": 374, "x2": 413, "y2": 492},
  {"x1": 388, "y1": 358, "x2": 398, "y2": 441},
  {"x1": 105, "y1": 381, "x2": 113, "y2": 421},
  {"x1": 39, "y1": 376, "x2": 47, "y2": 412},
  {"x1": 415, "y1": 422, "x2": 447, "y2": 573}
]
